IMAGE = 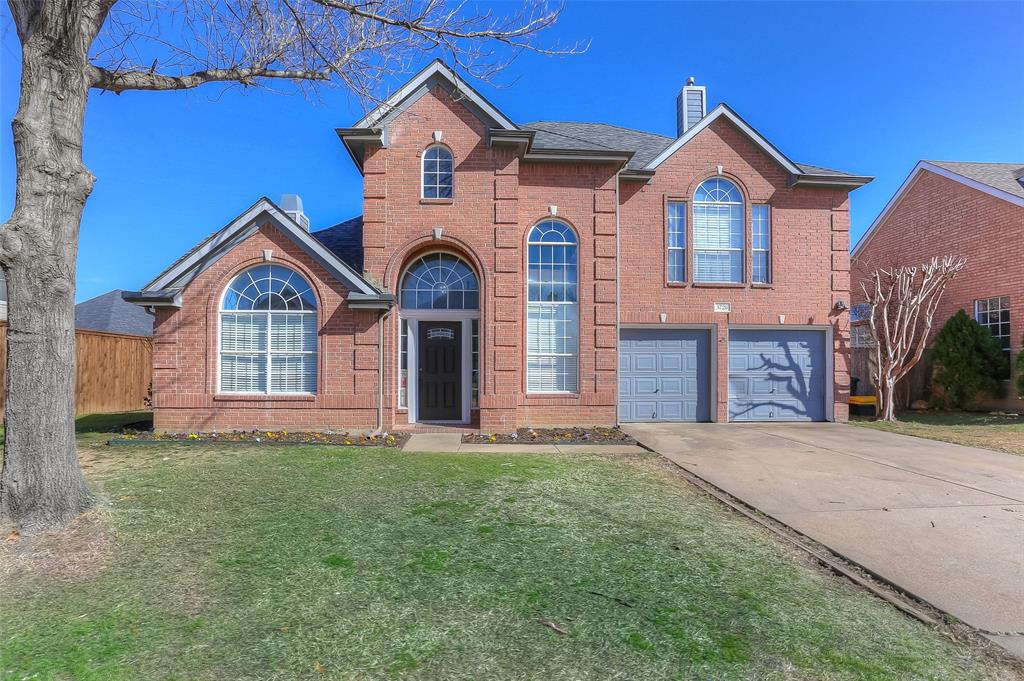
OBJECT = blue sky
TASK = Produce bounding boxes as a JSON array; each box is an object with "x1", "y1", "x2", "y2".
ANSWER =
[{"x1": 1, "y1": 1, "x2": 1022, "y2": 302}]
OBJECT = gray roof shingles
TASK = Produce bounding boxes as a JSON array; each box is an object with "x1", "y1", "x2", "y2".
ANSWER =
[
  {"x1": 928, "y1": 161, "x2": 1024, "y2": 200},
  {"x1": 521, "y1": 121, "x2": 862, "y2": 177},
  {"x1": 312, "y1": 216, "x2": 364, "y2": 272},
  {"x1": 76, "y1": 289, "x2": 155, "y2": 337}
]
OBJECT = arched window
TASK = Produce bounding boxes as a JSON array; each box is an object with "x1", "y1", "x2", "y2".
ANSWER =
[
  {"x1": 400, "y1": 253, "x2": 479, "y2": 310},
  {"x1": 422, "y1": 145, "x2": 453, "y2": 199},
  {"x1": 693, "y1": 178, "x2": 744, "y2": 283},
  {"x1": 220, "y1": 265, "x2": 317, "y2": 394},
  {"x1": 527, "y1": 220, "x2": 578, "y2": 393}
]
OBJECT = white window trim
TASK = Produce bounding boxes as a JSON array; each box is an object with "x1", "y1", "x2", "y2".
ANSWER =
[
  {"x1": 217, "y1": 267, "x2": 318, "y2": 396},
  {"x1": 973, "y1": 296, "x2": 1011, "y2": 353},
  {"x1": 667, "y1": 201, "x2": 686, "y2": 283},
  {"x1": 693, "y1": 185, "x2": 745, "y2": 284},
  {"x1": 421, "y1": 144, "x2": 454, "y2": 200},
  {"x1": 526, "y1": 222, "x2": 580, "y2": 394},
  {"x1": 752, "y1": 204, "x2": 771, "y2": 284}
]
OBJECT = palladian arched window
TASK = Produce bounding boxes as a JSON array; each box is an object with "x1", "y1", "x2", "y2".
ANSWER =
[
  {"x1": 400, "y1": 253, "x2": 479, "y2": 310},
  {"x1": 220, "y1": 265, "x2": 317, "y2": 394},
  {"x1": 422, "y1": 145, "x2": 454, "y2": 199},
  {"x1": 693, "y1": 178, "x2": 744, "y2": 283},
  {"x1": 527, "y1": 220, "x2": 578, "y2": 393}
]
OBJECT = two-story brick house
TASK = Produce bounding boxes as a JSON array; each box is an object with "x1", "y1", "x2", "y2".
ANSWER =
[
  {"x1": 126, "y1": 61, "x2": 871, "y2": 433},
  {"x1": 851, "y1": 160, "x2": 1024, "y2": 407}
]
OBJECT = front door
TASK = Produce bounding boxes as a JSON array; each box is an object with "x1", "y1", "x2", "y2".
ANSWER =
[{"x1": 418, "y1": 322, "x2": 462, "y2": 421}]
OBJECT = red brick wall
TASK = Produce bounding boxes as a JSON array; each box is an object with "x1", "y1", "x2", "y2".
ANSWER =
[
  {"x1": 362, "y1": 84, "x2": 619, "y2": 429},
  {"x1": 852, "y1": 169, "x2": 1024, "y2": 393},
  {"x1": 151, "y1": 224, "x2": 380, "y2": 432},
  {"x1": 153, "y1": 87, "x2": 857, "y2": 430},
  {"x1": 619, "y1": 118, "x2": 853, "y2": 422}
]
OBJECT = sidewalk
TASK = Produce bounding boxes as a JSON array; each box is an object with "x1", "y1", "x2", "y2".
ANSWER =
[{"x1": 402, "y1": 433, "x2": 646, "y2": 455}]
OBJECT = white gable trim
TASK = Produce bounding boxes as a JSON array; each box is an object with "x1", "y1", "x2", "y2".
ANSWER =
[
  {"x1": 354, "y1": 60, "x2": 517, "y2": 131},
  {"x1": 852, "y1": 161, "x2": 1024, "y2": 258},
  {"x1": 145, "y1": 198, "x2": 379, "y2": 296},
  {"x1": 645, "y1": 104, "x2": 802, "y2": 175}
]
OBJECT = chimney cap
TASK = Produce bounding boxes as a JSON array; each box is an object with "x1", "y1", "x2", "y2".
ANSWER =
[
  {"x1": 279, "y1": 194, "x2": 304, "y2": 213},
  {"x1": 685, "y1": 76, "x2": 696, "y2": 86}
]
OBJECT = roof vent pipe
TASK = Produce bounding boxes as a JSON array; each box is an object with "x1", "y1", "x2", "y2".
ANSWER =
[
  {"x1": 279, "y1": 194, "x2": 310, "y2": 231},
  {"x1": 676, "y1": 76, "x2": 706, "y2": 137}
]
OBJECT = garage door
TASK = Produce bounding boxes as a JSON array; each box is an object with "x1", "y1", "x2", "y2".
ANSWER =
[
  {"x1": 728, "y1": 329, "x2": 827, "y2": 422},
  {"x1": 619, "y1": 328, "x2": 711, "y2": 422}
]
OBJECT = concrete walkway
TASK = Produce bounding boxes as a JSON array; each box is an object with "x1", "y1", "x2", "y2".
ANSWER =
[
  {"x1": 621, "y1": 422, "x2": 1024, "y2": 656},
  {"x1": 402, "y1": 433, "x2": 646, "y2": 455}
]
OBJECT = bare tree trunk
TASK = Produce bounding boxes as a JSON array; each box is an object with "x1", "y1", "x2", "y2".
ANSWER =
[{"x1": 0, "y1": 0, "x2": 107, "y2": 530}]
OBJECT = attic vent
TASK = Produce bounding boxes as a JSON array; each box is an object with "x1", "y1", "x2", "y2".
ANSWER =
[
  {"x1": 676, "y1": 77, "x2": 707, "y2": 137},
  {"x1": 279, "y1": 194, "x2": 310, "y2": 231}
]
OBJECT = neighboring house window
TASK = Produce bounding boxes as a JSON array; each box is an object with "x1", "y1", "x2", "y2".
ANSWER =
[
  {"x1": 527, "y1": 220, "x2": 579, "y2": 393},
  {"x1": 422, "y1": 145, "x2": 453, "y2": 199},
  {"x1": 974, "y1": 296, "x2": 1011, "y2": 358},
  {"x1": 752, "y1": 204, "x2": 771, "y2": 284},
  {"x1": 220, "y1": 265, "x2": 317, "y2": 394},
  {"x1": 400, "y1": 253, "x2": 479, "y2": 309},
  {"x1": 693, "y1": 178, "x2": 743, "y2": 283},
  {"x1": 850, "y1": 323, "x2": 875, "y2": 348},
  {"x1": 850, "y1": 303, "x2": 872, "y2": 322},
  {"x1": 666, "y1": 201, "x2": 686, "y2": 282}
]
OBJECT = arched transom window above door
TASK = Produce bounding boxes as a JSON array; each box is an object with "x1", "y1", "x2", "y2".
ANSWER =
[{"x1": 400, "y1": 253, "x2": 479, "y2": 310}]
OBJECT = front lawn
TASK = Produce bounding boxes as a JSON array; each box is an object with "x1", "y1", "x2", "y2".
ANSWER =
[
  {"x1": 1, "y1": 441, "x2": 1010, "y2": 679},
  {"x1": 852, "y1": 411, "x2": 1024, "y2": 455}
]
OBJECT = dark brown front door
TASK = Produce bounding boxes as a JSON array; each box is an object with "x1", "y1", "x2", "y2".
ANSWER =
[{"x1": 418, "y1": 322, "x2": 462, "y2": 421}]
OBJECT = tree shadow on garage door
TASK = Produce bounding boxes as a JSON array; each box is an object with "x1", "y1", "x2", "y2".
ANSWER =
[{"x1": 730, "y1": 341, "x2": 820, "y2": 421}]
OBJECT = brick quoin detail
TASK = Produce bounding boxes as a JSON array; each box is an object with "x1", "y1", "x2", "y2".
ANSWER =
[{"x1": 151, "y1": 84, "x2": 860, "y2": 431}]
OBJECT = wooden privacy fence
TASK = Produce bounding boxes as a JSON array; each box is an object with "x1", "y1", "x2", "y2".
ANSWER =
[{"x1": 0, "y1": 324, "x2": 152, "y2": 415}]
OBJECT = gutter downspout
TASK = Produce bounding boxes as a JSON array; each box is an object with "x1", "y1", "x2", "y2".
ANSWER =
[{"x1": 373, "y1": 306, "x2": 394, "y2": 436}]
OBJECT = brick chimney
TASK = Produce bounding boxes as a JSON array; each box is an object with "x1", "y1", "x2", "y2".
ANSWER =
[{"x1": 676, "y1": 76, "x2": 706, "y2": 137}]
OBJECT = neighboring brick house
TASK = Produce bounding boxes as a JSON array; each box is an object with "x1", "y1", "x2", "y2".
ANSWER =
[
  {"x1": 126, "y1": 61, "x2": 871, "y2": 433},
  {"x1": 851, "y1": 161, "x2": 1024, "y2": 405}
]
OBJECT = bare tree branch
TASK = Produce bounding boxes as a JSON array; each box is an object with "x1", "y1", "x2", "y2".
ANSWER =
[
  {"x1": 87, "y1": 0, "x2": 586, "y2": 99},
  {"x1": 862, "y1": 255, "x2": 967, "y2": 421}
]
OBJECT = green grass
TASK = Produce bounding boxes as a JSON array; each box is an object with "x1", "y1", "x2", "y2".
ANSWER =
[
  {"x1": 1, "y1": 443, "x2": 1007, "y2": 680},
  {"x1": 852, "y1": 411, "x2": 1024, "y2": 455}
]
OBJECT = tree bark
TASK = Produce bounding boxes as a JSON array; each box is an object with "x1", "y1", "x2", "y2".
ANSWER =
[{"x1": 0, "y1": 0, "x2": 109, "y2": 531}]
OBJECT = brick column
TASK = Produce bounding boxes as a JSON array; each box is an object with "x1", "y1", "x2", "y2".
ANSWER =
[
  {"x1": 481, "y1": 150, "x2": 520, "y2": 431},
  {"x1": 831, "y1": 201, "x2": 852, "y2": 422}
]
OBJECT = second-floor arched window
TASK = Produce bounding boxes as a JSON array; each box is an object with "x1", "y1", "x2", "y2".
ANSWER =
[
  {"x1": 693, "y1": 178, "x2": 744, "y2": 283},
  {"x1": 422, "y1": 145, "x2": 453, "y2": 199}
]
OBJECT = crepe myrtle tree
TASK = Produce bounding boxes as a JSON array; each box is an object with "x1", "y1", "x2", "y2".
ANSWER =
[
  {"x1": 0, "y1": 0, "x2": 582, "y2": 531},
  {"x1": 860, "y1": 256, "x2": 967, "y2": 422}
]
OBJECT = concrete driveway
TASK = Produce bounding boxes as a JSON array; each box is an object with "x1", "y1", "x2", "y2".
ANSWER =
[{"x1": 622, "y1": 422, "x2": 1024, "y2": 655}]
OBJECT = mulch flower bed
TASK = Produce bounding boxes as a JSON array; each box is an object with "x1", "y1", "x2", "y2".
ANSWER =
[
  {"x1": 108, "y1": 430, "x2": 409, "y2": 448},
  {"x1": 462, "y1": 427, "x2": 636, "y2": 445}
]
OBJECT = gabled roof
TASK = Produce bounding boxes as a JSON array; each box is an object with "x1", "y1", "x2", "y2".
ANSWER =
[
  {"x1": 76, "y1": 289, "x2": 154, "y2": 337},
  {"x1": 853, "y1": 160, "x2": 1024, "y2": 257},
  {"x1": 928, "y1": 161, "x2": 1024, "y2": 201},
  {"x1": 645, "y1": 104, "x2": 801, "y2": 173},
  {"x1": 354, "y1": 59, "x2": 517, "y2": 131},
  {"x1": 337, "y1": 61, "x2": 870, "y2": 187},
  {"x1": 126, "y1": 198, "x2": 390, "y2": 308}
]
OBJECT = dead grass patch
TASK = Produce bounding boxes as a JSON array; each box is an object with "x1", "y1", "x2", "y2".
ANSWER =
[{"x1": 0, "y1": 508, "x2": 113, "y2": 585}]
